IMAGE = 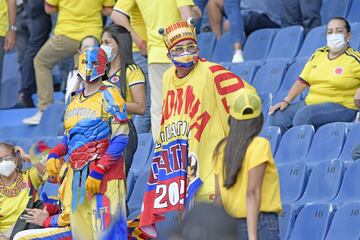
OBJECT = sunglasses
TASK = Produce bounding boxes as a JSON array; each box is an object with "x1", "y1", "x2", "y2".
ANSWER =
[{"x1": 170, "y1": 43, "x2": 197, "y2": 55}]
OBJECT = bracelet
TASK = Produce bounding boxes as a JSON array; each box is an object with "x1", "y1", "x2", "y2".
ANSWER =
[{"x1": 282, "y1": 100, "x2": 291, "y2": 105}]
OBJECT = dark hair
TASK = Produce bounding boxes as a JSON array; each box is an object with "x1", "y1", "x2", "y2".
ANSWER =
[
  {"x1": 79, "y1": 35, "x2": 100, "y2": 50},
  {"x1": 103, "y1": 24, "x2": 134, "y2": 99},
  {"x1": 0, "y1": 142, "x2": 22, "y2": 172},
  {"x1": 328, "y1": 17, "x2": 351, "y2": 32},
  {"x1": 214, "y1": 114, "x2": 264, "y2": 189}
]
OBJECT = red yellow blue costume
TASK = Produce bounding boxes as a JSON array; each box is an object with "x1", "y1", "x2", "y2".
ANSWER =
[{"x1": 46, "y1": 47, "x2": 129, "y2": 239}]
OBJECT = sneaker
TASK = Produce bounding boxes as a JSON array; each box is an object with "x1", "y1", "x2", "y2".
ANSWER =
[
  {"x1": 23, "y1": 111, "x2": 43, "y2": 125},
  {"x1": 232, "y1": 50, "x2": 244, "y2": 63}
]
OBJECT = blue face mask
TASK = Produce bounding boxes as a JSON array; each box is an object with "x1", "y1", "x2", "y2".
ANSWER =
[{"x1": 100, "y1": 45, "x2": 117, "y2": 62}]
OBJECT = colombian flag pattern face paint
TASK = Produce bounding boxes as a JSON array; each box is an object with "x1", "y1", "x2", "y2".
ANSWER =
[{"x1": 78, "y1": 47, "x2": 108, "y2": 82}]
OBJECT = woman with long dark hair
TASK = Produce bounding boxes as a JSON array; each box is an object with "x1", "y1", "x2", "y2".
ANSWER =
[
  {"x1": 101, "y1": 24, "x2": 146, "y2": 176},
  {"x1": 213, "y1": 89, "x2": 282, "y2": 240}
]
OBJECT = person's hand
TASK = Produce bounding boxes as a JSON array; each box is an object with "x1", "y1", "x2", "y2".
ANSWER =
[
  {"x1": 4, "y1": 30, "x2": 16, "y2": 51},
  {"x1": 192, "y1": 6, "x2": 202, "y2": 21},
  {"x1": 0, "y1": 233, "x2": 9, "y2": 240},
  {"x1": 14, "y1": 146, "x2": 30, "y2": 161},
  {"x1": 85, "y1": 165, "x2": 105, "y2": 194},
  {"x1": 21, "y1": 208, "x2": 49, "y2": 226},
  {"x1": 46, "y1": 154, "x2": 63, "y2": 177},
  {"x1": 268, "y1": 101, "x2": 289, "y2": 115},
  {"x1": 137, "y1": 40, "x2": 147, "y2": 56}
]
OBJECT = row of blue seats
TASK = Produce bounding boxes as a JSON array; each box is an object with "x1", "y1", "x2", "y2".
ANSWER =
[
  {"x1": 321, "y1": 0, "x2": 360, "y2": 25},
  {"x1": 261, "y1": 122, "x2": 359, "y2": 167},
  {"x1": 199, "y1": 22, "x2": 360, "y2": 64}
]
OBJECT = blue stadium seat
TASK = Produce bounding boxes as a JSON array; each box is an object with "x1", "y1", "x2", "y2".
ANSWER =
[
  {"x1": 338, "y1": 124, "x2": 360, "y2": 164},
  {"x1": 127, "y1": 170, "x2": 149, "y2": 216},
  {"x1": 289, "y1": 203, "x2": 332, "y2": 240},
  {"x1": 296, "y1": 26, "x2": 326, "y2": 61},
  {"x1": 243, "y1": 28, "x2": 278, "y2": 62},
  {"x1": 2, "y1": 50, "x2": 19, "y2": 82},
  {"x1": 0, "y1": 77, "x2": 20, "y2": 109},
  {"x1": 275, "y1": 125, "x2": 315, "y2": 165},
  {"x1": 156, "y1": 211, "x2": 179, "y2": 240},
  {"x1": 331, "y1": 160, "x2": 360, "y2": 206},
  {"x1": 197, "y1": 32, "x2": 217, "y2": 60},
  {"x1": 278, "y1": 162, "x2": 308, "y2": 203},
  {"x1": 320, "y1": 0, "x2": 352, "y2": 25},
  {"x1": 279, "y1": 204, "x2": 297, "y2": 240},
  {"x1": 266, "y1": 26, "x2": 304, "y2": 63},
  {"x1": 35, "y1": 102, "x2": 65, "y2": 137},
  {"x1": 211, "y1": 32, "x2": 233, "y2": 62},
  {"x1": 325, "y1": 202, "x2": 360, "y2": 240},
  {"x1": 230, "y1": 62, "x2": 258, "y2": 84},
  {"x1": 305, "y1": 122, "x2": 347, "y2": 167},
  {"x1": 219, "y1": 62, "x2": 232, "y2": 69},
  {"x1": 0, "y1": 108, "x2": 37, "y2": 127},
  {"x1": 0, "y1": 126, "x2": 36, "y2": 140},
  {"x1": 296, "y1": 160, "x2": 343, "y2": 205},
  {"x1": 251, "y1": 61, "x2": 287, "y2": 94},
  {"x1": 259, "y1": 126, "x2": 281, "y2": 154},
  {"x1": 347, "y1": 1, "x2": 360, "y2": 23},
  {"x1": 259, "y1": 93, "x2": 272, "y2": 126},
  {"x1": 279, "y1": 60, "x2": 307, "y2": 91}
]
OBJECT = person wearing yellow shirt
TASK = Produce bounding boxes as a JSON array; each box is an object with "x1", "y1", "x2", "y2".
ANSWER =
[
  {"x1": 111, "y1": 0, "x2": 198, "y2": 140},
  {"x1": 139, "y1": 20, "x2": 255, "y2": 234},
  {"x1": 0, "y1": 143, "x2": 45, "y2": 240},
  {"x1": 0, "y1": 0, "x2": 16, "y2": 83},
  {"x1": 23, "y1": 0, "x2": 115, "y2": 125},
  {"x1": 213, "y1": 89, "x2": 282, "y2": 240},
  {"x1": 269, "y1": 17, "x2": 360, "y2": 133},
  {"x1": 101, "y1": 24, "x2": 146, "y2": 176}
]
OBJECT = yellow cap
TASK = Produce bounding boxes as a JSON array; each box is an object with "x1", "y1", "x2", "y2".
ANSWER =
[
  {"x1": 230, "y1": 89, "x2": 262, "y2": 120},
  {"x1": 159, "y1": 18, "x2": 197, "y2": 50}
]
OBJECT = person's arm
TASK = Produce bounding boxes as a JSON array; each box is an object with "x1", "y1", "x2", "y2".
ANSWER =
[
  {"x1": 268, "y1": 80, "x2": 308, "y2": 115},
  {"x1": 4, "y1": 0, "x2": 16, "y2": 51},
  {"x1": 354, "y1": 88, "x2": 360, "y2": 109},
  {"x1": 111, "y1": 11, "x2": 146, "y2": 55},
  {"x1": 127, "y1": 84, "x2": 146, "y2": 115},
  {"x1": 44, "y1": 1, "x2": 58, "y2": 14},
  {"x1": 46, "y1": 136, "x2": 68, "y2": 177},
  {"x1": 246, "y1": 163, "x2": 266, "y2": 240},
  {"x1": 178, "y1": 5, "x2": 196, "y2": 21}
]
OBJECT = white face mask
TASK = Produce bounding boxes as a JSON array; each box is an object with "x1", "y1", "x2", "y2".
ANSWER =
[
  {"x1": 0, "y1": 160, "x2": 16, "y2": 177},
  {"x1": 100, "y1": 45, "x2": 117, "y2": 62},
  {"x1": 327, "y1": 33, "x2": 347, "y2": 52}
]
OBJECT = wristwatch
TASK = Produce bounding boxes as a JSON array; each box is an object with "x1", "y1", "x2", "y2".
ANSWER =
[{"x1": 9, "y1": 25, "x2": 18, "y2": 32}]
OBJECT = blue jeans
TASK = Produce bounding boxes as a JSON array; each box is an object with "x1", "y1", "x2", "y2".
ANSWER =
[
  {"x1": 270, "y1": 101, "x2": 358, "y2": 133},
  {"x1": 133, "y1": 52, "x2": 151, "y2": 134},
  {"x1": 20, "y1": 0, "x2": 51, "y2": 96},
  {"x1": 236, "y1": 212, "x2": 279, "y2": 240},
  {"x1": 224, "y1": 0, "x2": 245, "y2": 45}
]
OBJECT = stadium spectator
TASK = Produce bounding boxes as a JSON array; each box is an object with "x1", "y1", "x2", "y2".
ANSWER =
[
  {"x1": 15, "y1": 0, "x2": 52, "y2": 108},
  {"x1": 13, "y1": 161, "x2": 72, "y2": 240},
  {"x1": 0, "y1": 0, "x2": 16, "y2": 84},
  {"x1": 213, "y1": 89, "x2": 281, "y2": 240},
  {"x1": 111, "y1": 0, "x2": 196, "y2": 139},
  {"x1": 22, "y1": 0, "x2": 115, "y2": 125},
  {"x1": 64, "y1": 35, "x2": 100, "y2": 100},
  {"x1": 279, "y1": 0, "x2": 322, "y2": 34},
  {"x1": 45, "y1": 47, "x2": 129, "y2": 239},
  {"x1": 101, "y1": 24, "x2": 146, "y2": 176},
  {"x1": 0, "y1": 143, "x2": 46, "y2": 239},
  {"x1": 269, "y1": 17, "x2": 360, "y2": 133},
  {"x1": 139, "y1": 20, "x2": 255, "y2": 232},
  {"x1": 112, "y1": 2, "x2": 151, "y2": 134}
]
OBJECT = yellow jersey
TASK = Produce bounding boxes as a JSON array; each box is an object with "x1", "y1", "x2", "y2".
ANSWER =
[
  {"x1": 113, "y1": 0, "x2": 194, "y2": 64},
  {"x1": 213, "y1": 137, "x2": 282, "y2": 218},
  {"x1": 300, "y1": 47, "x2": 360, "y2": 110},
  {"x1": 107, "y1": 64, "x2": 146, "y2": 119},
  {"x1": 0, "y1": 0, "x2": 8, "y2": 37},
  {"x1": 45, "y1": 0, "x2": 115, "y2": 41},
  {"x1": 160, "y1": 59, "x2": 255, "y2": 201},
  {"x1": 0, "y1": 169, "x2": 42, "y2": 232},
  {"x1": 113, "y1": 2, "x2": 147, "y2": 53}
]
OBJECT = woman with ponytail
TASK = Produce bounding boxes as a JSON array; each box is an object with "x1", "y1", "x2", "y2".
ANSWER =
[
  {"x1": 101, "y1": 24, "x2": 146, "y2": 176},
  {"x1": 213, "y1": 89, "x2": 282, "y2": 240}
]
